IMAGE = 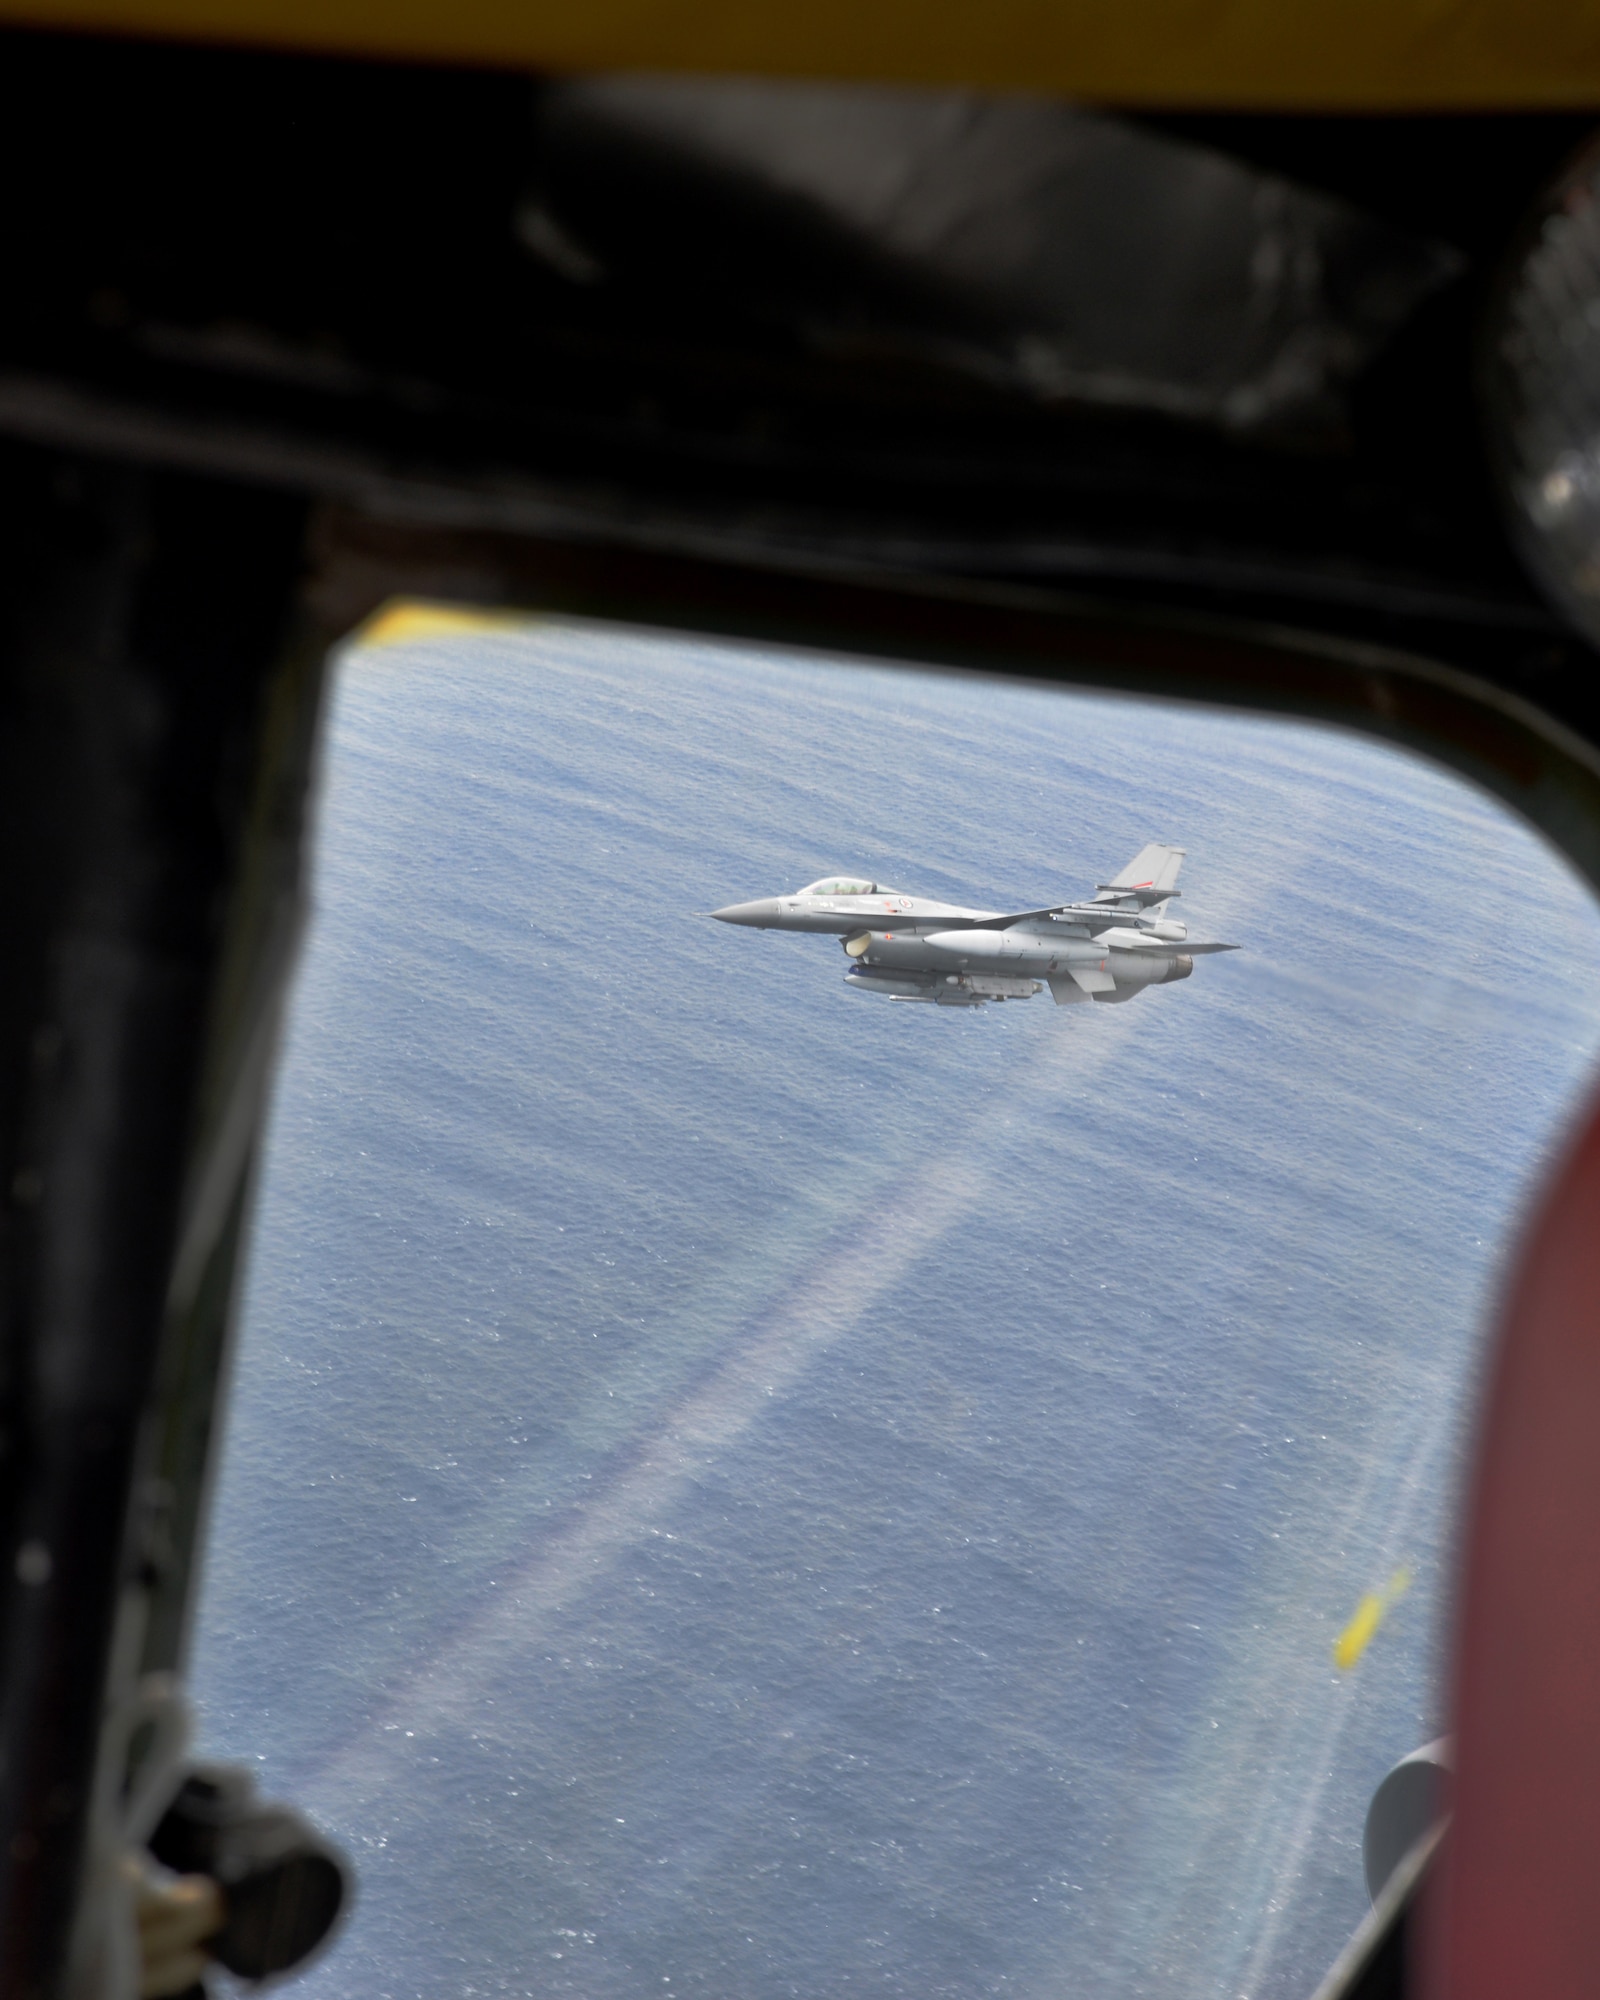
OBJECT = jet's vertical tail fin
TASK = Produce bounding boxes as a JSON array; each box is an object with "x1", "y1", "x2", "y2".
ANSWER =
[{"x1": 1096, "y1": 842, "x2": 1185, "y2": 905}]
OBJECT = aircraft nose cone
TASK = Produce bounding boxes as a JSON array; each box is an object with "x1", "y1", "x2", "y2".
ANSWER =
[{"x1": 710, "y1": 898, "x2": 780, "y2": 926}]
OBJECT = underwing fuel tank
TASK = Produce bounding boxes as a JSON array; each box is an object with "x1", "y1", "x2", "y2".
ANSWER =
[
  {"x1": 921, "y1": 927, "x2": 1182, "y2": 970},
  {"x1": 877, "y1": 928, "x2": 1197, "y2": 981}
]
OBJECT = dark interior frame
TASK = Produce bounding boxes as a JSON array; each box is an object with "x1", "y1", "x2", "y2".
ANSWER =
[
  {"x1": 1, "y1": 36, "x2": 1598, "y2": 1995},
  {"x1": 2, "y1": 450, "x2": 1590, "y2": 2000}
]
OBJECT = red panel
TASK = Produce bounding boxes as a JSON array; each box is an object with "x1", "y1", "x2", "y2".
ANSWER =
[{"x1": 1422, "y1": 1084, "x2": 1600, "y2": 1997}]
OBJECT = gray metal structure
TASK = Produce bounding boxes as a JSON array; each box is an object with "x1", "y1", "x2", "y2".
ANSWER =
[{"x1": 712, "y1": 842, "x2": 1236, "y2": 1007}]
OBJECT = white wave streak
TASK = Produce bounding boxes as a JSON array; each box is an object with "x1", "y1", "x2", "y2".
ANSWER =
[
  {"x1": 314, "y1": 1017, "x2": 1124, "y2": 1816},
  {"x1": 316, "y1": 1152, "x2": 986, "y2": 1811}
]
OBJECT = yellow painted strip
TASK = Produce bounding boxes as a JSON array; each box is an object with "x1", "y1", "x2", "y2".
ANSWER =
[
  {"x1": 354, "y1": 599, "x2": 537, "y2": 650},
  {"x1": 1333, "y1": 1567, "x2": 1412, "y2": 1672},
  {"x1": 1, "y1": 0, "x2": 1599, "y2": 110}
]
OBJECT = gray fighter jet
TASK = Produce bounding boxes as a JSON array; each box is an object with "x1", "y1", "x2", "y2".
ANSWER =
[{"x1": 711, "y1": 843, "x2": 1236, "y2": 1007}]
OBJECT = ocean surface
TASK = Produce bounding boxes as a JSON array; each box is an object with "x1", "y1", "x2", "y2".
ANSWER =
[{"x1": 189, "y1": 614, "x2": 1600, "y2": 2000}]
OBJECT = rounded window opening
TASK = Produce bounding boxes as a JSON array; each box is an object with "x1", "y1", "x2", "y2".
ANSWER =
[{"x1": 192, "y1": 610, "x2": 1600, "y2": 2000}]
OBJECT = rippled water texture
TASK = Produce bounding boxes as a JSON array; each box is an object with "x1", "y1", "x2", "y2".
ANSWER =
[{"x1": 190, "y1": 619, "x2": 1600, "y2": 2000}]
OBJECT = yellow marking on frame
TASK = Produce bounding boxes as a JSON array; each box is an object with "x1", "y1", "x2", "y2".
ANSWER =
[
  {"x1": 1333, "y1": 1568, "x2": 1411, "y2": 1672},
  {"x1": 1, "y1": 0, "x2": 1600, "y2": 110},
  {"x1": 355, "y1": 600, "x2": 540, "y2": 651}
]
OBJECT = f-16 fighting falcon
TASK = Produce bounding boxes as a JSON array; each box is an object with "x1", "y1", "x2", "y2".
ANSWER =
[{"x1": 711, "y1": 843, "x2": 1236, "y2": 1007}]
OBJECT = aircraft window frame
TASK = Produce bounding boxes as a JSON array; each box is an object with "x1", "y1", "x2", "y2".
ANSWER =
[{"x1": 100, "y1": 512, "x2": 1600, "y2": 2000}]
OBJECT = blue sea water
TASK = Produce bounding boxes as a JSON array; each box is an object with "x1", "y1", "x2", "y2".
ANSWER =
[{"x1": 189, "y1": 618, "x2": 1600, "y2": 2000}]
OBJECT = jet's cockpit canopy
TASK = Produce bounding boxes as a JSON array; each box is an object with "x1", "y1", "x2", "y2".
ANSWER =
[{"x1": 800, "y1": 877, "x2": 880, "y2": 896}]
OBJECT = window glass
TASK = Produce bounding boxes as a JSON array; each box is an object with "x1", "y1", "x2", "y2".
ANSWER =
[{"x1": 190, "y1": 610, "x2": 1600, "y2": 2000}]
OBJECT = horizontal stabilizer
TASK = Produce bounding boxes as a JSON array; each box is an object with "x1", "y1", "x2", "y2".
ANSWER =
[{"x1": 1102, "y1": 933, "x2": 1238, "y2": 955}]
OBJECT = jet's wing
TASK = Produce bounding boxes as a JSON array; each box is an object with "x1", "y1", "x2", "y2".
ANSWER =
[
  {"x1": 1101, "y1": 931, "x2": 1238, "y2": 955},
  {"x1": 922, "y1": 846, "x2": 1193, "y2": 928}
]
